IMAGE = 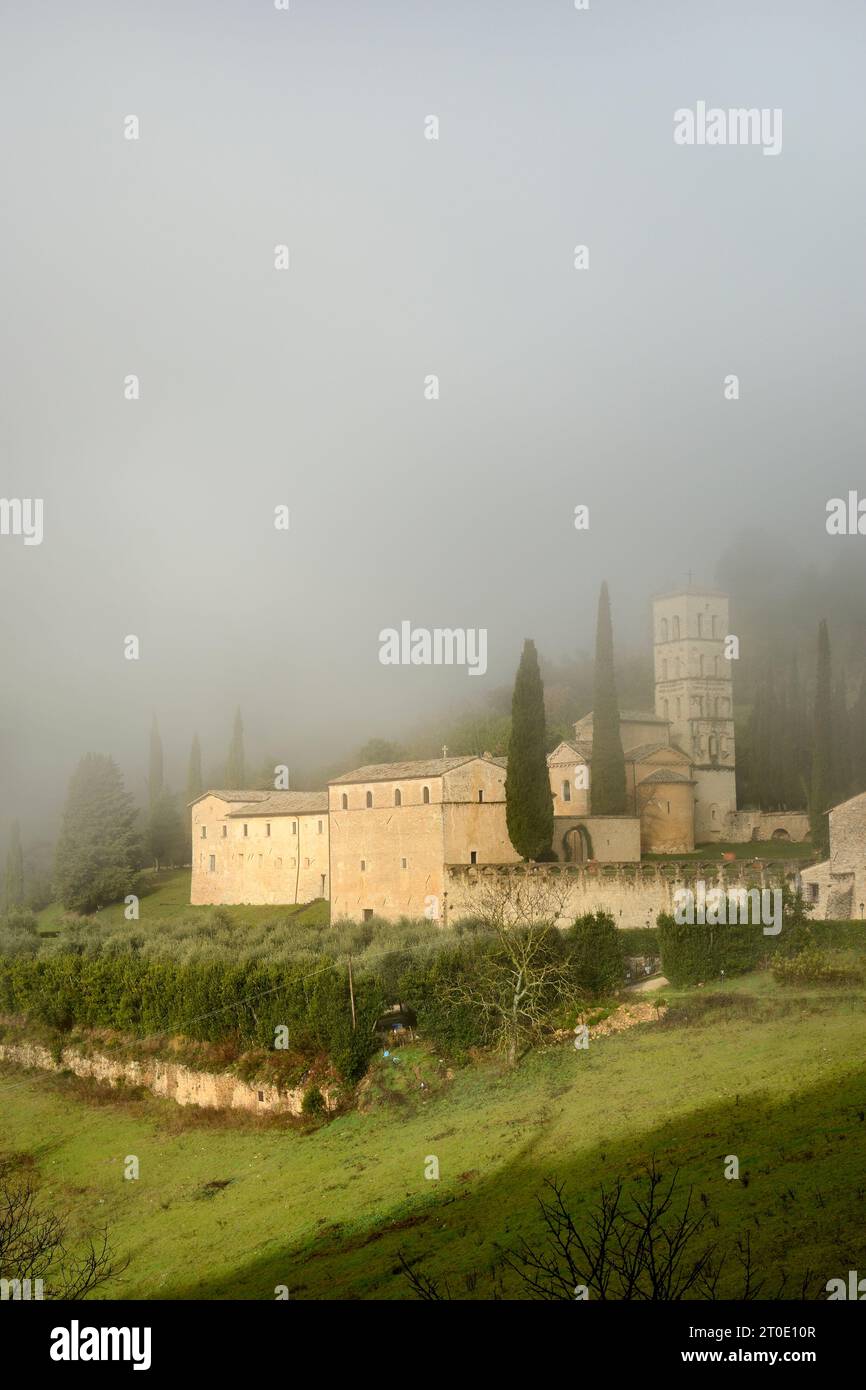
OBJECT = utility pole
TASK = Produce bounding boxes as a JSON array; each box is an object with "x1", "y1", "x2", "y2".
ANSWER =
[{"x1": 348, "y1": 954, "x2": 357, "y2": 1031}]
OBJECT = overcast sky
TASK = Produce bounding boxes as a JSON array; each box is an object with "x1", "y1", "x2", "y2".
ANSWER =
[{"x1": 2, "y1": 0, "x2": 865, "y2": 833}]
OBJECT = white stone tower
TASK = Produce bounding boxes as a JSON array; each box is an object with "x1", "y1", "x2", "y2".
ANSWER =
[{"x1": 652, "y1": 587, "x2": 737, "y2": 842}]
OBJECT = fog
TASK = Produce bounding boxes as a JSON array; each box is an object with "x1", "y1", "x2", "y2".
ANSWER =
[{"x1": 2, "y1": 0, "x2": 866, "y2": 840}]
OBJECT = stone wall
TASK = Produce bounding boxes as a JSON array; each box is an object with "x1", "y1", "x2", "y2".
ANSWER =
[
  {"x1": 552, "y1": 815, "x2": 641, "y2": 863},
  {"x1": 0, "y1": 1039, "x2": 337, "y2": 1114},
  {"x1": 444, "y1": 859, "x2": 804, "y2": 930},
  {"x1": 723, "y1": 810, "x2": 811, "y2": 844}
]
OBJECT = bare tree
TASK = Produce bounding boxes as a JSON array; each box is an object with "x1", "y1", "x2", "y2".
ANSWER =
[
  {"x1": 0, "y1": 1157, "x2": 124, "y2": 1299},
  {"x1": 449, "y1": 869, "x2": 580, "y2": 1065}
]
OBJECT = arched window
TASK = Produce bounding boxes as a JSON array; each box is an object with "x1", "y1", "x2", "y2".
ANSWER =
[
  {"x1": 394, "y1": 788, "x2": 402, "y2": 806},
  {"x1": 422, "y1": 786, "x2": 430, "y2": 804},
  {"x1": 660, "y1": 618, "x2": 668, "y2": 641},
  {"x1": 673, "y1": 616, "x2": 680, "y2": 640},
  {"x1": 365, "y1": 790, "x2": 373, "y2": 808},
  {"x1": 562, "y1": 780, "x2": 571, "y2": 803},
  {"x1": 341, "y1": 793, "x2": 348, "y2": 810}
]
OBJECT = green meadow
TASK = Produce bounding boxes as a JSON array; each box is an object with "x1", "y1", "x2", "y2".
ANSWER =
[{"x1": 4, "y1": 962, "x2": 866, "y2": 1300}]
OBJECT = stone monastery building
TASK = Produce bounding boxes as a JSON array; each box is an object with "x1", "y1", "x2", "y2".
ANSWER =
[{"x1": 191, "y1": 588, "x2": 808, "y2": 922}]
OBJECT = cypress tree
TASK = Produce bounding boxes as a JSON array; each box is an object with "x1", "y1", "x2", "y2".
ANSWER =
[
  {"x1": 505, "y1": 639, "x2": 554, "y2": 861},
  {"x1": 809, "y1": 620, "x2": 832, "y2": 856},
  {"x1": 225, "y1": 707, "x2": 246, "y2": 789},
  {"x1": 148, "y1": 715, "x2": 164, "y2": 810},
  {"x1": 4, "y1": 820, "x2": 24, "y2": 911},
  {"x1": 54, "y1": 754, "x2": 141, "y2": 913},
  {"x1": 186, "y1": 733, "x2": 203, "y2": 802},
  {"x1": 590, "y1": 582, "x2": 627, "y2": 815}
]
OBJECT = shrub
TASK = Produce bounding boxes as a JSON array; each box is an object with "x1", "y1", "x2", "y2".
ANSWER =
[
  {"x1": 301, "y1": 1085, "x2": 325, "y2": 1116},
  {"x1": 772, "y1": 947, "x2": 862, "y2": 987},
  {"x1": 566, "y1": 912, "x2": 623, "y2": 997},
  {"x1": 657, "y1": 913, "x2": 764, "y2": 987}
]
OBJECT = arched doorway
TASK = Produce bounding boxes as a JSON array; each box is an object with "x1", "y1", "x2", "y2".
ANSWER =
[
  {"x1": 771, "y1": 827, "x2": 791, "y2": 841},
  {"x1": 563, "y1": 825, "x2": 593, "y2": 864}
]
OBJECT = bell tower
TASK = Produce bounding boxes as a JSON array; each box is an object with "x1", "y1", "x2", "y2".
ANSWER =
[{"x1": 652, "y1": 587, "x2": 737, "y2": 842}]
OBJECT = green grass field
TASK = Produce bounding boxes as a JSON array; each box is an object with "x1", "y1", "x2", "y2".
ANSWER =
[
  {"x1": 4, "y1": 963, "x2": 866, "y2": 1300},
  {"x1": 645, "y1": 840, "x2": 816, "y2": 863},
  {"x1": 35, "y1": 870, "x2": 329, "y2": 933}
]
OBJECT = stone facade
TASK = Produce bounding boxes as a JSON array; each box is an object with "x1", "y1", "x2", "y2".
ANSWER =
[
  {"x1": 328, "y1": 755, "x2": 520, "y2": 922},
  {"x1": 190, "y1": 791, "x2": 329, "y2": 906},
  {"x1": 551, "y1": 815, "x2": 641, "y2": 864},
  {"x1": 800, "y1": 792, "x2": 866, "y2": 920}
]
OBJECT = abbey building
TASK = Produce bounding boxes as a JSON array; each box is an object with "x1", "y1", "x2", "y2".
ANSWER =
[{"x1": 190, "y1": 587, "x2": 809, "y2": 922}]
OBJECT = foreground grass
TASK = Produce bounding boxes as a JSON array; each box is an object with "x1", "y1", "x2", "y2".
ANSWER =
[{"x1": 4, "y1": 969, "x2": 866, "y2": 1300}]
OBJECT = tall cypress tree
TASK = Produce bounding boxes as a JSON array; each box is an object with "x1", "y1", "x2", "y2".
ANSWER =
[
  {"x1": 225, "y1": 707, "x2": 246, "y2": 789},
  {"x1": 590, "y1": 582, "x2": 627, "y2": 815},
  {"x1": 505, "y1": 639, "x2": 554, "y2": 861},
  {"x1": 4, "y1": 820, "x2": 24, "y2": 911},
  {"x1": 809, "y1": 620, "x2": 833, "y2": 856},
  {"x1": 148, "y1": 715, "x2": 164, "y2": 810}
]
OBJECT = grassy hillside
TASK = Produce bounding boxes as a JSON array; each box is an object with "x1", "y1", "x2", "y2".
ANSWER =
[
  {"x1": 4, "y1": 965, "x2": 866, "y2": 1300},
  {"x1": 35, "y1": 869, "x2": 329, "y2": 933}
]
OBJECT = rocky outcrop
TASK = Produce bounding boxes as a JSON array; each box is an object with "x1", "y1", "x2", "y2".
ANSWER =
[{"x1": 0, "y1": 1040, "x2": 336, "y2": 1116}]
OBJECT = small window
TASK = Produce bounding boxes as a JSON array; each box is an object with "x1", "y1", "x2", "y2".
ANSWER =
[
  {"x1": 221, "y1": 825, "x2": 227, "y2": 838},
  {"x1": 422, "y1": 786, "x2": 430, "y2": 804},
  {"x1": 292, "y1": 821, "x2": 297, "y2": 835},
  {"x1": 201, "y1": 826, "x2": 207, "y2": 839},
  {"x1": 562, "y1": 780, "x2": 571, "y2": 803},
  {"x1": 478, "y1": 789, "x2": 484, "y2": 803},
  {"x1": 808, "y1": 882, "x2": 819, "y2": 902},
  {"x1": 366, "y1": 790, "x2": 373, "y2": 808},
  {"x1": 341, "y1": 793, "x2": 348, "y2": 810},
  {"x1": 363, "y1": 908, "x2": 374, "y2": 922},
  {"x1": 666, "y1": 801, "x2": 671, "y2": 814},
  {"x1": 243, "y1": 823, "x2": 248, "y2": 838},
  {"x1": 470, "y1": 850, "x2": 477, "y2": 865},
  {"x1": 401, "y1": 857, "x2": 407, "y2": 870},
  {"x1": 209, "y1": 854, "x2": 215, "y2": 872},
  {"x1": 360, "y1": 859, "x2": 366, "y2": 871},
  {"x1": 318, "y1": 819, "x2": 323, "y2": 833},
  {"x1": 266, "y1": 822, "x2": 271, "y2": 837},
  {"x1": 394, "y1": 788, "x2": 402, "y2": 806},
  {"x1": 257, "y1": 1090, "x2": 265, "y2": 1103}
]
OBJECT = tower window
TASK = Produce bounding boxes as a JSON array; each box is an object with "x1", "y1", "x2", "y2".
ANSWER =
[
  {"x1": 201, "y1": 826, "x2": 207, "y2": 839},
  {"x1": 422, "y1": 786, "x2": 430, "y2": 804},
  {"x1": 366, "y1": 790, "x2": 373, "y2": 808},
  {"x1": 292, "y1": 821, "x2": 297, "y2": 834},
  {"x1": 266, "y1": 822, "x2": 271, "y2": 837},
  {"x1": 394, "y1": 788, "x2": 402, "y2": 806},
  {"x1": 470, "y1": 850, "x2": 477, "y2": 865},
  {"x1": 478, "y1": 789, "x2": 484, "y2": 802},
  {"x1": 401, "y1": 857, "x2": 408, "y2": 869},
  {"x1": 209, "y1": 854, "x2": 215, "y2": 872},
  {"x1": 318, "y1": 819, "x2": 323, "y2": 833},
  {"x1": 562, "y1": 780, "x2": 571, "y2": 802},
  {"x1": 243, "y1": 824, "x2": 248, "y2": 837},
  {"x1": 221, "y1": 825, "x2": 227, "y2": 838},
  {"x1": 360, "y1": 859, "x2": 366, "y2": 871},
  {"x1": 341, "y1": 793, "x2": 348, "y2": 810}
]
